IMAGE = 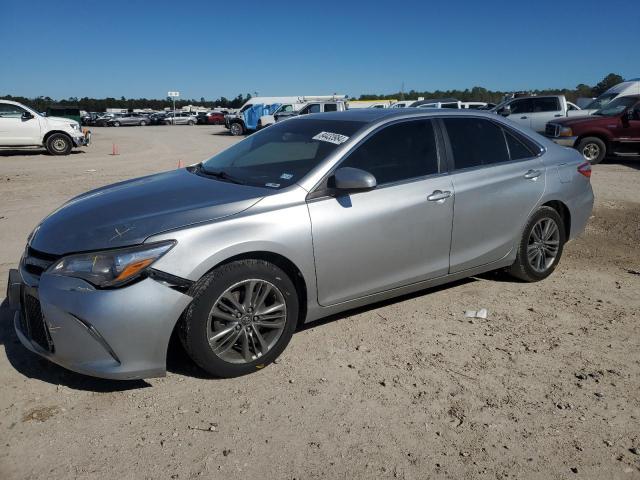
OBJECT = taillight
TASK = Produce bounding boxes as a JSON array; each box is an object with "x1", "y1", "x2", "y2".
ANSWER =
[{"x1": 577, "y1": 162, "x2": 591, "y2": 178}]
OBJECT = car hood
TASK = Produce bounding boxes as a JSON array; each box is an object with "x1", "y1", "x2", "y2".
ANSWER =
[
  {"x1": 46, "y1": 116, "x2": 78, "y2": 127},
  {"x1": 549, "y1": 115, "x2": 615, "y2": 128},
  {"x1": 30, "y1": 168, "x2": 266, "y2": 255}
]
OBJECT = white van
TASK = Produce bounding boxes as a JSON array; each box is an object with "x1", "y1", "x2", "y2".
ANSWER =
[{"x1": 569, "y1": 79, "x2": 640, "y2": 116}]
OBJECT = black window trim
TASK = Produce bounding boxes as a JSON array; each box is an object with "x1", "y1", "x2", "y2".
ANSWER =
[
  {"x1": 437, "y1": 116, "x2": 545, "y2": 173},
  {"x1": 307, "y1": 117, "x2": 447, "y2": 201}
]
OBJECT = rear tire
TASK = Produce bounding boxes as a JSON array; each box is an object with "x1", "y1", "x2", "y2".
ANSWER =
[
  {"x1": 45, "y1": 133, "x2": 72, "y2": 155},
  {"x1": 507, "y1": 206, "x2": 566, "y2": 282},
  {"x1": 577, "y1": 136, "x2": 606, "y2": 164},
  {"x1": 188, "y1": 120, "x2": 195, "y2": 126},
  {"x1": 139, "y1": 120, "x2": 146, "y2": 126},
  {"x1": 180, "y1": 259, "x2": 299, "y2": 378},
  {"x1": 113, "y1": 121, "x2": 121, "y2": 127},
  {"x1": 229, "y1": 122, "x2": 244, "y2": 136}
]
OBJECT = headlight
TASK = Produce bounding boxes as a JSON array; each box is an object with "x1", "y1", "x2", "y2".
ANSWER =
[
  {"x1": 559, "y1": 127, "x2": 573, "y2": 137},
  {"x1": 70, "y1": 123, "x2": 80, "y2": 131},
  {"x1": 50, "y1": 241, "x2": 175, "y2": 288}
]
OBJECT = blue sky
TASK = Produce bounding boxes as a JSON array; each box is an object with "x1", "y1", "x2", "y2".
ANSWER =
[{"x1": 1, "y1": 0, "x2": 638, "y2": 99}]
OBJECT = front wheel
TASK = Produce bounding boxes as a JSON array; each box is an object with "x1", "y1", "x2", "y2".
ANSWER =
[
  {"x1": 507, "y1": 206, "x2": 566, "y2": 282},
  {"x1": 180, "y1": 259, "x2": 299, "y2": 378},
  {"x1": 187, "y1": 120, "x2": 195, "y2": 126},
  {"x1": 45, "y1": 133, "x2": 72, "y2": 155},
  {"x1": 577, "y1": 137, "x2": 606, "y2": 164},
  {"x1": 112, "y1": 121, "x2": 121, "y2": 127},
  {"x1": 139, "y1": 120, "x2": 146, "y2": 126},
  {"x1": 229, "y1": 122, "x2": 244, "y2": 136}
]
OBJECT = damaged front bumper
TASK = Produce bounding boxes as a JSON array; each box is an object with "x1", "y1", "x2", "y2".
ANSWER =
[
  {"x1": 72, "y1": 129, "x2": 91, "y2": 147},
  {"x1": 7, "y1": 267, "x2": 192, "y2": 380}
]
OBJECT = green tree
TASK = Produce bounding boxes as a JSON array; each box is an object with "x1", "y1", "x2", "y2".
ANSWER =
[{"x1": 592, "y1": 73, "x2": 624, "y2": 96}]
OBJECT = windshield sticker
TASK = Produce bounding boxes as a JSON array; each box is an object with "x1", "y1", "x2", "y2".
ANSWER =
[
  {"x1": 265, "y1": 183, "x2": 280, "y2": 188},
  {"x1": 312, "y1": 131, "x2": 349, "y2": 145},
  {"x1": 280, "y1": 173, "x2": 293, "y2": 180}
]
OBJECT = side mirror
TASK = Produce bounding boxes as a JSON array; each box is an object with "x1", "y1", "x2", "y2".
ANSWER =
[
  {"x1": 333, "y1": 167, "x2": 377, "y2": 191},
  {"x1": 626, "y1": 108, "x2": 634, "y2": 121},
  {"x1": 498, "y1": 105, "x2": 512, "y2": 117},
  {"x1": 21, "y1": 111, "x2": 34, "y2": 120}
]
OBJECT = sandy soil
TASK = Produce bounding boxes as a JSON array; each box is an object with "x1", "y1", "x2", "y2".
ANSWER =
[{"x1": 0, "y1": 126, "x2": 639, "y2": 479}]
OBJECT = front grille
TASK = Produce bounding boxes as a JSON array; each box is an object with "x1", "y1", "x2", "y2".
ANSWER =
[
  {"x1": 545, "y1": 123, "x2": 560, "y2": 137},
  {"x1": 21, "y1": 292, "x2": 54, "y2": 352},
  {"x1": 22, "y1": 247, "x2": 60, "y2": 278}
]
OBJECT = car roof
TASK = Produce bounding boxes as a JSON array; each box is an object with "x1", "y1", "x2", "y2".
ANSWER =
[{"x1": 300, "y1": 108, "x2": 499, "y2": 124}]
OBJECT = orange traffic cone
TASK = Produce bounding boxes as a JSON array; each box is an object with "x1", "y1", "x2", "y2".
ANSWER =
[{"x1": 110, "y1": 143, "x2": 119, "y2": 156}]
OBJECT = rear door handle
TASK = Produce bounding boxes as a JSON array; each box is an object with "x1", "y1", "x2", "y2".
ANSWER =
[
  {"x1": 554, "y1": 114, "x2": 563, "y2": 117},
  {"x1": 520, "y1": 116, "x2": 528, "y2": 119},
  {"x1": 427, "y1": 190, "x2": 452, "y2": 202},
  {"x1": 524, "y1": 169, "x2": 541, "y2": 179}
]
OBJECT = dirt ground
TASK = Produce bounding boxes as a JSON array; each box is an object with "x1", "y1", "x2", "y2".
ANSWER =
[{"x1": 0, "y1": 125, "x2": 639, "y2": 480}]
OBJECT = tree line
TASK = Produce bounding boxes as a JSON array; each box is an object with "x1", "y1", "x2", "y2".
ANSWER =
[
  {"x1": 358, "y1": 73, "x2": 625, "y2": 104},
  {"x1": 1, "y1": 73, "x2": 625, "y2": 112}
]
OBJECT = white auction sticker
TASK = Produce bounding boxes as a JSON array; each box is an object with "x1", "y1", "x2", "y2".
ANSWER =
[{"x1": 312, "y1": 131, "x2": 349, "y2": 145}]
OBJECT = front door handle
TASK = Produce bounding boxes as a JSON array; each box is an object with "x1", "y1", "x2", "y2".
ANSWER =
[
  {"x1": 427, "y1": 190, "x2": 452, "y2": 202},
  {"x1": 554, "y1": 114, "x2": 563, "y2": 117},
  {"x1": 524, "y1": 169, "x2": 541, "y2": 179},
  {"x1": 520, "y1": 116, "x2": 528, "y2": 119}
]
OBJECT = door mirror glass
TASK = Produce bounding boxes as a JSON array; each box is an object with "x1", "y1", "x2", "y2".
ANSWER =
[
  {"x1": 21, "y1": 111, "x2": 34, "y2": 120},
  {"x1": 333, "y1": 167, "x2": 377, "y2": 191}
]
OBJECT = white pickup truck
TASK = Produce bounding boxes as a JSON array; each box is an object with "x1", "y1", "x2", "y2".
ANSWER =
[
  {"x1": 491, "y1": 95, "x2": 582, "y2": 133},
  {"x1": 0, "y1": 100, "x2": 90, "y2": 155}
]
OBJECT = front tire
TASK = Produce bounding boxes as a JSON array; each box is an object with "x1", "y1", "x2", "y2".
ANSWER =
[
  {"x1": 577, "y1": 136, "x2": 606, "y2": 164},
  {"x1": 139, "y1": 120, "x2": 147, "y2": 126},
  {"x1": 507, "y1": 206, "x2": 566, "y2": 282},
  {"x1": 45, "y1": 133, "x2": 72, "y2": 155},
  {"x1": 112, "y1": 121, "x2": 121, "y2": 127},
  {"x1": 229, "y1": 122, "x2": 244, "y2": 136},
  {"x1": 187, "y1": 120, "x2": 195, "y2": 126},
  {"x1": 180, "y1": 259, "x2": 299, "y2": 378}
]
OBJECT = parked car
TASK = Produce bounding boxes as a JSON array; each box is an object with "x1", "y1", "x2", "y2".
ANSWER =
[
  {"x1": 274, "y1": 100, "x2": 347, "y2": 122},
  {"x1": 95, "y1": 113, "x2": 122, "y2": 126},
  {"x1": 389, "y1": 100, "x2": 417, "y2": 108},
  {"x1": 206, "y1": 111, "x2": 226, "y2": 125},
  {"x1": 165, "y1": 112, "x2": 197, "y2": 125},
  {"x1": 545, "y1": 95, "x2": 640, "y2": 164},
  {"x1": 492, "y1": 95, "x2": 581, "y2": 133},
  {"x1": 107, "y1": 113, "x2": 151, "y2": 127},
  {"x1": 148, "y1": 112, "x2": 168, "y2": 125},
  {"x1": 0, "y1": 100, "x2": 90, "y2": 155},
  {"x1": 7, "y1": 109, "x2": 593, "y2": 380},
  {"x1": 414, "y1": 98, "x2": 462, "y2": 109},
  {"x1": 572, "y1": 78, "x2": 640, "y2": 116},
  {"x1": 80, "y1": 112, "x2": 102, "y2": 126}
]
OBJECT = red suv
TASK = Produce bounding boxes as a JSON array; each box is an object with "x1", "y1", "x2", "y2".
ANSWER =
[{"x1": 545, "y1": 96, "x2": 640, "y2": 164}]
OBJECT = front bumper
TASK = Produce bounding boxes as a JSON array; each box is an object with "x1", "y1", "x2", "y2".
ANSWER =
[
  {"x1": 7, "y1": 268, "x2": 192, "y2": 380},
  {"x1": 73, "y1": 130, "x2": 91, "y2": 147},
  {"x1": 547, "y1": 135, "x2": 577, "y2": 147}
]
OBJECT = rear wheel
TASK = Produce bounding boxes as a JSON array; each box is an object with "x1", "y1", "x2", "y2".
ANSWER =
[
  {"x1": 139, "y1": 120, "x2": 146, "y2": 126},
  {"x1": 112, "y1": 121, "x2": 121, "y2": 127},
  {"x1": 180, "y1": 259, "x2": 299, "y2": 378},
  {"x1": 577, "y1": 136, "x2": 606, "y2": 164},
  {"x1": 45, "y1": 133, "x2": 72, "y2": 155},
  {"x1": 507, "y1": 206, "x2": 566, "y2": 282},
  {"x1": 229, "y1": 122, "x2": 244, "y2": 136},
  {"x1": 188, "y1": 120, "x2": 195, "y2": 126}
]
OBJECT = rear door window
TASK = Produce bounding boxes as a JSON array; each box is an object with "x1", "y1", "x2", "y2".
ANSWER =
[
  {"x1": 323, "y1": 103, "x2": 338, "y2": 112},
  {"x1": 443, "y1": 117, "x2": 510, "y2": 169},
  {"x1": 503, "y1": 129, "x2": 535, "y2": 160}
]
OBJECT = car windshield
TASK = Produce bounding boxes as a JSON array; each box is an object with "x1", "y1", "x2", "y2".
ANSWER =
[
  {"x1": 585, "y1": 93, "x2": 618, "y2": 111},
  {"x1": 200, "y1": 118, "x2": 365, "y2": 189},
  {"x1": 593, "y1": 97, "x2": 638, "y2": 116}
]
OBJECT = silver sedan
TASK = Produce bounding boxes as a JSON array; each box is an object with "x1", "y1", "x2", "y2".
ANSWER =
[{"x1": 7, "y1": 109, "x2": 594, "y2": 379}]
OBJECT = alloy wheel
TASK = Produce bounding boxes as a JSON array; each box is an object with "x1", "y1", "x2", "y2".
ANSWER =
[
  {"x1": 582, "y1": 143, "x2": 600, "y2": 162},
  {"x1": 207, "y1": 279, "x2": 287, "y2": 364},
  {"x1": 527, "y1": 218, "x2": 560, "y2": 273}
]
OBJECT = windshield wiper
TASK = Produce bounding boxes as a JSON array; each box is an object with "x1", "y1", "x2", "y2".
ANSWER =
[{"x1": 197, "y1": 164, "x2": 247, "y2": 185}]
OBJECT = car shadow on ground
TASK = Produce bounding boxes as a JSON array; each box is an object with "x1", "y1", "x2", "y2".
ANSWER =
[
  {"x1": 0, "y1": 149, "x2": 85, "y2": 157},
  {"x1": 1, "y1": 275, "x2": 498, "y2": 387},
  {"x1": 0, "y1": 298, "x2": 150, "y2": 392},
  {"x1": 604, "y1": 157, "x2": 640, "y2": 170}
]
